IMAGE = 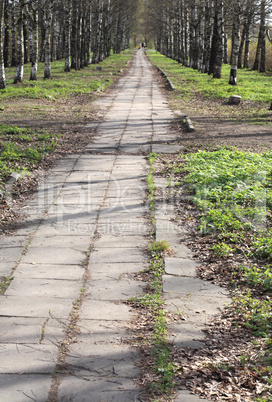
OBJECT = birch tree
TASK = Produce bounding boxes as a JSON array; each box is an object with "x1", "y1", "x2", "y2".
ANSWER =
[
  {"x1": 4, "y1": 0, "x2": 9, "y2": 67},
  {"x1": 209, "y1": 0, "x2": 224, "y2": 78},
  {"x1": 13, "y1": 0, "x2": 24, "y2": 84},
  {"x1": 229, "y1": 0, "x2": 241, "y2": 85},
  {"x1": 64, "y1": 0, "x2": 72, "y2": 71},
  {"x1": 30, "y1": 0, "x2": 39, "y2": 80},
  {"x1": 43, "y1": 0, "x2": 53, "y2": 79},
  {"x1": 0, "y1": 0, "x2": 6, "y2": 89},
  {"x1": 252, "y1": 0, "x2": 266, "y2": 72}
]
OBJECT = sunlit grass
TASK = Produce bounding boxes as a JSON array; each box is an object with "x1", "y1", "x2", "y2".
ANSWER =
[
  {"x1": 1, "y1": 50, "x2": 134, "y2": 101},
  {"x1": 147, "y1": 51, "x2": 272, "y2": 103}
]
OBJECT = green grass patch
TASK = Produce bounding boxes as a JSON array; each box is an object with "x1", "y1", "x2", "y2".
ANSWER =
[
  {"x1": 1, "y1": 50, "x2": 134, "y2": 101},
  {"x1": 0, "y1": 123, "x2": 58, "y2": 184},
  {"x1": 147, "y1": 51, "x2": 272, "y2": 103}
]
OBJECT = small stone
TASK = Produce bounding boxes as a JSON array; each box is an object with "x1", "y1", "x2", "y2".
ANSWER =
[{"x1": 229, "y1": 95, "x2": 241, "y2": 105}]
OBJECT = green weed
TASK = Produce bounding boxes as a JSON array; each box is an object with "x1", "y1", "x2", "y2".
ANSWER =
[
  {"x1": 0, "y1": 276, "x2": 13, "y2": 294},
  {"x1": 233, "y1": 292, "x2": 272, "y2": 337},
  {"x1": 240, "y1": 264, "x2": 272, "y2": 292}
]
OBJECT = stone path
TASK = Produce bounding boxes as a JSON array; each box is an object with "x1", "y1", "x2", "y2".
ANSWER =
[{"x1": 0, "y1": 49, "x2": 230, "y2": 401}]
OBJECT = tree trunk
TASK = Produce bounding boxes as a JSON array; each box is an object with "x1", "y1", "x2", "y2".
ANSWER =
[
  {"x1": 3, "y1": 0, "x2": 9, "y2": 67},
  {"x1": 252, "y1": 0, "x2": 266, "y2": 72},
  {"x1": 189, "y1": 0, "x2": 198, "y2": 69},
  {"x1": 23, "y1": 14, "x2": 28, "y2": 64},
  {"x1": 44, "y1": 0, "x2": 52, "y2": 79},
  {"x1": 238, "y1": 26, "x2": 245, "y2": 69},
  {"x1": 198, "y1": 0, "x2": 205, "y2": 71},
  {"x1": 64, "y1": 0, "x2": 72, "y2": 71},
  {"x1": 229, "y1": 1, "x2": 240, "y2": 85},
  {"x1": 86, "y1": 2, "x2": 92, "y2": 65},
  {"x1": 243, "y1": 28, "x2": 250, "y2": 68},
  {"x1": 212, "y1": 0, "x2": 223, "y2": 78},
  {"x1": 0, "y1": 0, "x2": 6, "y2": 89},
  {"x1": 203, "y1": 0, "x2": 212, "y2": 73},
  {"x1": 13, "y1": 0, "x2": 24, "y2": 84},
  {"x1": 183, "y1": 0, "x2": 189, "y2": 66},
  {"x1": 259, "y1": 0, "x2": 266, "y2": 73},
  {"x1": 30, "y1": 1, "x2": 39, "y2": 81},
  {"x1": 11, "y1": 0, "x2": 16, "y2": 67}
]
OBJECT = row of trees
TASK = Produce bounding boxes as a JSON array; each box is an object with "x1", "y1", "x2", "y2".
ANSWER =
[
  {"x1": 143, "y1": 0, "x2": 272, "y2": 85},
  {"x1": 0, "y1": 0, "x2": 139, "y2": 89}
]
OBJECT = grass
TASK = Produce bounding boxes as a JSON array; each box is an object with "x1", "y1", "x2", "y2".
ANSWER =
[
  {"x1": 165, "y1": 147, "x2": 272, "y2": 399},
  {"x1": 0, "y1": 276, "x2": 13, "y2": 294},
  {"x1": 1, "y1": 50, "x2": 134, "y2": 101},
  {"x1": 147, "y1": 51, "x2": 272, "y2": 123},
  {"x1": 0, "y1": 124, "x2": 58, "y2": 185}
]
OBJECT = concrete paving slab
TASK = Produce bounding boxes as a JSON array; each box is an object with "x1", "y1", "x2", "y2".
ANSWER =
[
  {"x1": 0, "y1": 262, "x2": 17, "y2": 277},
  {"x1": 49, "y1": 163, "x2": 77, "y2": 173},
  {"x1": 176, "y1": 390, "x2": 210, "y2": 401},
  {"x1": 152, "y1": 144, "x2": 183, "y2": 154},
  {"x1": 162, "y1": 276, "x2": 228, "y2": 297},
  {"x1": 7, "y1": 277, "x2": 82, "y2": 298},
  {"x1": 47, "y1": 204, "x2": 101, "y2": 215},
  {"x1": 0, "y1": 295, "x2": 75, "y2": 318},
  {"x1": 85, "y1": 278, "x2": 144, "y2": 301},
  {"x1": 20, "y1": 247, "x2": 85, "y2": 265},
  {"x1": 65, "y1": 343, "x2": 139, "y2": 378},
  {"x1": 89, "y1": 262, "x2": 144, "y2": 278},
  {"x1": 73, "y1": 161, "x2": 114, "y2": 172},
  {"x1": 94, "y1": 234, "x2": 149, "y2": 245},
  {"x1": 168, "y1": 322, "x2": 206, "y2": 349},
  {"x1": 100, "y1": 213, "x2": 147, "y2": 224},
  {"x1": 58, "y1": 376, "x2": 140, "y2": 402},
  {"x1": 96, "y1": 222, "x2": 150, "y2": 236},
  {"x1": 0, "y1": 247, "x2": 24, "y2": 264},
  {"x1": 165, "y1": 257, "x2": 200, "y2": 277},
  {"x1": 16, "y1": 263, "x2": 84, "y2": 280},
  {"x1": 29, "y1": 234, "x2": 91, "y2": 250},
  {"x1": 164, "y1": 295, "x2": 231, "y2": 320},
  {"x1": 89, "y1": 248, "x2": 147, "y2": 264},
  {"x1": 0, "y1": 236, "x2": 28, "y2": 248},
  {"x1": 35, "y1": 222, "x2": 95, "y2": 236},
  {"x1": 0, "y1": 344, "x2": 58, "y2": 373},
  {"x1": 0, "y1": 317, "x2": 65, "y2": 344},
  {"x1": 172, "y1": 244, "x2": 195, "y2": 259},
  {"x1": 77, "y1": 321, "x2": 129, "y2": 345},
  {"x1": 80, "y1": 300, "x2": 132, "y2": 321},
  {"x1": 0, "y1": 374, "x2": 52, "y2": 402}
]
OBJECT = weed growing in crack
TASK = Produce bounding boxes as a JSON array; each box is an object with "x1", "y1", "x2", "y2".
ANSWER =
[
  {"x1": 0, "y1": 276, "x2": 13, "y2": 294},
  {"x1": 130, "y1": 236, "x2": 177, "y2": 397}
]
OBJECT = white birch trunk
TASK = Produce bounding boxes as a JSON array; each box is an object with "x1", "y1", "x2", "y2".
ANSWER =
[
  {"x1": 30, "y1": 1, "x2": 38, "y2": 81},
  {"x1": 44, "y1": 0, "x2": 52, "y2": 79},
  {"x1": 229, "y1": 1, "x2": 240, "y2": 85},
  {"x1": 14, "y1": 0, "x2": 24, "y2": 84},
  {"x1": 64, "y1": 0, "x2": 72, "y2": 71},
  {"x1": 0, "y1": 0, "x2": 6, "y2": 89}
]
